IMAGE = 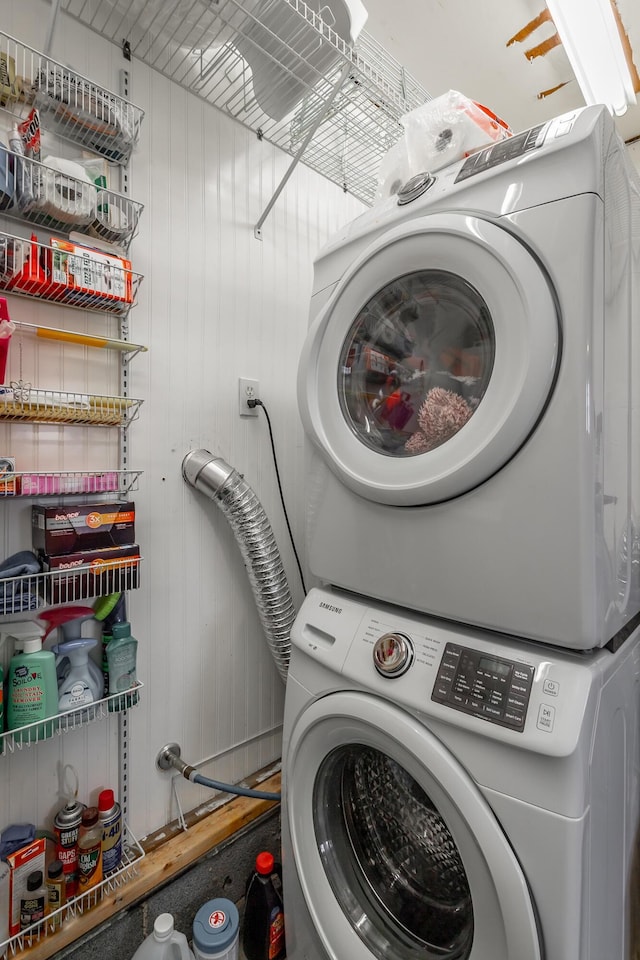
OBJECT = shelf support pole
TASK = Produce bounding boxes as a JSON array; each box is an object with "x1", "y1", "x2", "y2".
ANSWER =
[
  {"x1": 254, "y1": 60, "x2": 352, "y2": 240},
  {"x1": 44, "y1": 0, "x2": 62, "y2": 55}
]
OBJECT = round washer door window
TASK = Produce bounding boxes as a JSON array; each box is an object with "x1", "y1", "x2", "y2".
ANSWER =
[
  {"x1": 315, "y1": 744, "x2": 474, "y2": 959},
  {"x1": 298, "y1": 214, "x2": 559, "y2": 505},
  {"x1": 286, "y1": 693, "x2": 543, "y2": 960}
]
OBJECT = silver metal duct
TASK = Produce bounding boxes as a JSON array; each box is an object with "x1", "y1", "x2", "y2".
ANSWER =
[{"x1": 182, "y1": 449, "x2": 294, "y2": 683}]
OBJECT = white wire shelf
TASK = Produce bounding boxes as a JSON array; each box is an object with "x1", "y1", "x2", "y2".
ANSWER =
[
  {"x1": 0, "y1": 30, "x2": 145, "y2": 164},
  {"x1": 1, "y1": 823, "x2": 145, "y2": 956},
  {"x1": 0, "y1": 230, "x2": 143, "y2": 316},
  {"x1": 0, "y1": 552, "x2": 142, "y2": 614},
  {"x1": 59, "y1": 0, "x2": 431, "y2": 205},
  {"x1": 0, "y1": 150, "x2": 144, "y2": 248},
  {"x1": 0, "y1": 682, "x2": 143, "y2": 753},
  {"x1": 0, "y1": 469, "x2": 142, "y2": 497},
  {"x1": 13, "y1": 320, "x2": 147, "y2": 357},
  {"x1": 0, "y1": 385, "x2": 142, "y2": 427}
]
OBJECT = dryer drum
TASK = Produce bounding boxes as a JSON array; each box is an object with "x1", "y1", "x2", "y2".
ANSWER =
[{"x1": 314, "y1": 744, "x2": 474, "y2": 959}]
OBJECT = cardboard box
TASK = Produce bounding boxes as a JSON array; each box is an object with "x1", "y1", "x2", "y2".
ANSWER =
[
  {"x1": 32, "y1": 501, "x2": 135, "y2": 556},
  {"x1": 5, "y1": 837, "x2": 47, "y2": 936},
  {"x1": 48, "y1": 238, "x2": 133, "y2": 305},
  {"x1": 40, "y1": 544, "x2": 140, "y2": 604}
]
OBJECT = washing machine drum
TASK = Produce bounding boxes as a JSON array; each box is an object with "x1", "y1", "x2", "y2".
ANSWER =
[{"x1": 298, "y1": 214, "x2": 559, "y2": 505}]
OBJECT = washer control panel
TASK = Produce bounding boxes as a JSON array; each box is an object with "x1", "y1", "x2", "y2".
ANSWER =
[{"x1": 431, "y1": 642, "x2": 535, "y2": 731}]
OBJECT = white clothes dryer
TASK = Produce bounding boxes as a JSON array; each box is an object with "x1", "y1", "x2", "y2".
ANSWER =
[
  {"x1": 297, "y1": 105, "x2": 640, "y2": 650},
  {"x1": 282, "y1": 586, "x2": 640, "y2": 960}
]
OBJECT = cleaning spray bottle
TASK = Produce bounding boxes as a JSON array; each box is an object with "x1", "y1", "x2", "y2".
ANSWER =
[
  {"x1": 93, "y1": 593, "x2": 126, "y2": 697},
  {"x1": 39, "y1": 608, "x2": 103, "y2": 705},
  {"x1": 4, "y1": 621, "x2": 58, "y2": 743},
  {"x1": 52, "y1": 638, "x2": 102, "y2": 711}
]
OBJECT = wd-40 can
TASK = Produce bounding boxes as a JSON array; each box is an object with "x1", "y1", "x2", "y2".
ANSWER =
[
  {"x1": 53, "y1": 800, "x2": 85, "y2": 899},
  {"x1": 98, "y1": 789, "x2": 122, "y2": 874}
]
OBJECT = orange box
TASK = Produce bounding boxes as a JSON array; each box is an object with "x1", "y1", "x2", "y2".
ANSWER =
[{"x1": 48, "y1": 238, "x2": 133, "y2": 305}]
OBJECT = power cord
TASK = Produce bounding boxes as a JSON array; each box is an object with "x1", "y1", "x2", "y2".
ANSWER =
[{"x1": 248, "y1": 398, "x2": 308, "y2": 595}]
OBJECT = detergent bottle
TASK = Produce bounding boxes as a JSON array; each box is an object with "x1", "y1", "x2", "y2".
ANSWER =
[
  {"x1": 4, "y1": 621, "x2": 58, "y2": 743},
  {"x1": 41, "y1": 606, "x2": 102, "y2": 711},
  {"x1": 52, "y1": 638, "x2": 102, "y2": 711},
  {"x1": 131, "y1": 913, "x2": 195, "y2": 960}
]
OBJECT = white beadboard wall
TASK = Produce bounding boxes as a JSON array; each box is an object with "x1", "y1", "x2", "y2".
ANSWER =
[{"x1": 1, "y1": 0, "x2": 365, "y2": 841}]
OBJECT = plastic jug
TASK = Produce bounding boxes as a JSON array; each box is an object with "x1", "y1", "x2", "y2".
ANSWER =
[{"x1": 131, "y1": 914, "x2": 195, "y2": 960}]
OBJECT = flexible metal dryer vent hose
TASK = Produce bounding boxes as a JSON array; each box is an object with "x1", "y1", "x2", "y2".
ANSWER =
[{"x1": 182, "y1": 449, "x2": 294, "y2": 684}]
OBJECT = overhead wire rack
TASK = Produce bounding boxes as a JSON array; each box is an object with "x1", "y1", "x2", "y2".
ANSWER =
[{"x1": 59, "y1": 0, "x2": 431, "y2": 217}]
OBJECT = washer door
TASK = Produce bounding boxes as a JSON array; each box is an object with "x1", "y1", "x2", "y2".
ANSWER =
[
  {"x1": 286, "y1": 692, "x2": 542, "y2": 960},
  {"x1": 298, "y1": 214, "x2": 559, "y2": 505}
]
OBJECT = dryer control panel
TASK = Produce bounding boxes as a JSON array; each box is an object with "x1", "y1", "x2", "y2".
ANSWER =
[{"x1": 432, "y1": 642, "x2": 535, "y2": 731}]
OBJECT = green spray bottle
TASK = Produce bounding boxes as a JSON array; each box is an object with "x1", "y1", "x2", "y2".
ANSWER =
[{"x1": 106, "y1": 621, "x2": 138, "y2": 712}]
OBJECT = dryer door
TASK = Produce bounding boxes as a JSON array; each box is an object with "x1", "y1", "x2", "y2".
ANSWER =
[
  {"x1": 286, "y1": 691, "x2": 542, "y2": 960},
  {"x1": 298, "y1": 213, "x2": 559, "y2": 505}
]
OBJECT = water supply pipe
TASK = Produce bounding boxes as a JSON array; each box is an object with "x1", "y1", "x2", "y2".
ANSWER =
[
  {"x1": 182, "y1": 449, "x2": 294, "y2": 684},
  {"x1": 156, "y1": 743, "x2": 281, "y2": 802}
]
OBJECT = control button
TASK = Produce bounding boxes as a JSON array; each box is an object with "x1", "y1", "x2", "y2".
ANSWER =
[
  {"x1": 507, "y1": 694, "x2": 527, "y2": 711},
  {"x1": 537, "y1": 704, "x2": 555, "y2": 732},
  {"x1": 504, "y1": 710, "x2": 525, "y2": 727},
  {"x1": 513, "y1": 668, "x2": 531, "y2": 682},
  {"x1": 484, "y1": 705, "x2": 502, "y2": 719},
  {"x1": 510, "y1": 682, "x2": 528, "y2": 696},
  {"x1": 543, "y1": 679, "x2": 559, "y2": 697},
  {"x1": 373, "y1": 632, "x2": 413, "y2": 678},
  {"x1": 554, "y1": 120, "x2": 574, "y2": 138},
  {"x1": 434, "y1": 684, "x2": 451, "y2": 699},
  {"x1": 397, "y1": 172, "x2": 436, "y2": 205},
  {"x1": 453, "y1": 693, "x2": 467, "y2": 706}
]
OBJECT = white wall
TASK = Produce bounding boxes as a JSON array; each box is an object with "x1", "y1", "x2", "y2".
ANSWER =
[{"x1": 0, "y1": 0, "x2": 364, "y2": 842}]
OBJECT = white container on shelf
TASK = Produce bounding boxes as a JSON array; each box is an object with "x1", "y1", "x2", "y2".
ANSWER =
[{"x1": 131, "y1": 914, "x2": 195, "y2": 960}]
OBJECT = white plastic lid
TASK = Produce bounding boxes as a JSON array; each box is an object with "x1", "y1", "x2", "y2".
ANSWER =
[
  {"x1": 153, "y1": 914, "x2": 175, "y2": 942},
  {"x1": 6, "y1": 620, "x2": 45, "y2": 641}
]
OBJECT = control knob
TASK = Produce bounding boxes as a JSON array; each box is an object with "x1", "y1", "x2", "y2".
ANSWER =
[{"x1": 373, "y1": 632, "x2": 414, "y2": 677}]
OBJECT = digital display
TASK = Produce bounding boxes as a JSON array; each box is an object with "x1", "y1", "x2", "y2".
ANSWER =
[{"x1": 478, "y1": 656, "x2": 511, "y2": 677}]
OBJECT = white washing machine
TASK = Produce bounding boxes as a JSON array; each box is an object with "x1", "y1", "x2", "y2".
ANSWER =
[
  {"x1": 282, "y1": 586, "x2": 640, "y2": 960},
  {"x1": 297, "y1": 104, "x2": 640, "y2": 650}
]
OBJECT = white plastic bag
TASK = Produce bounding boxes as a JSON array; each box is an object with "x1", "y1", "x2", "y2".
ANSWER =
[{"x1": 376, "y1": 90, "x2": 512, "y2": 201}]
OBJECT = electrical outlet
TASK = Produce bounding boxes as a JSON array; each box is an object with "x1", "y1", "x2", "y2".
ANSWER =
[{"x1": 239, "y1": 377, "x2": 259, "y2": 417}]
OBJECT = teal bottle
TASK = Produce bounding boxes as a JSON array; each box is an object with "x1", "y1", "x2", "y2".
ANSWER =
[
  {"x1": 6, "y1": 622, "x2": 58, "y2": 743},
  {"x1": 106, "y1": 622, "x2": 139, "y2": 712}
]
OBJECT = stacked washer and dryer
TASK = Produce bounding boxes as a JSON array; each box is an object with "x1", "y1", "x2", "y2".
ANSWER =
[{"x1": 282, "y1": 105, "x2": 640, "y2": 960}]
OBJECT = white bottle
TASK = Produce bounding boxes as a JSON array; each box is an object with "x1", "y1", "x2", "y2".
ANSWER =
[
  {"x1": 131, "y1": 914, "x2": 195, "y2": 960},
  {"x1": 52, "y1": 638, "x2": 103, "y2": 710}
]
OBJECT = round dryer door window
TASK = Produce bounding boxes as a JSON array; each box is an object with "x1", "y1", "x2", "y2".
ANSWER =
[{"x1": 298, "y1": 213, "x2": 559, "y2": 505}]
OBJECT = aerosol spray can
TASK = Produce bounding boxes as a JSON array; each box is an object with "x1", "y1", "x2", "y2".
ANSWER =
[
  {"x1": 98, "y1": 789, "x2": 122, "y2": 874},
  {"x1": 53, "y1": 800, "x2": 85, "y2": 900}
]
